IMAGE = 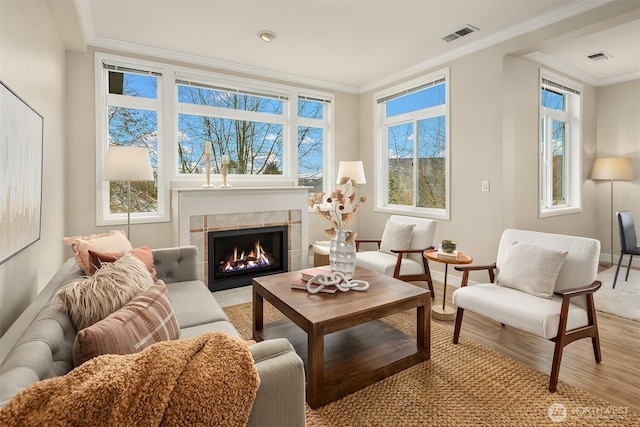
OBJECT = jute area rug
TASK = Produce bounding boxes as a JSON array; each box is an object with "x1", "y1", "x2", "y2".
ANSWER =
[
  {"x1": 595, "y1": 266, "x2": 640, "y2": 321},
  {"x1": 224, "y1": 302, "x2": 638, "y2": 426}
]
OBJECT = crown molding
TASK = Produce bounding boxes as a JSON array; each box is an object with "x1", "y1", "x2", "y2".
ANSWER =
[
  {"x1": 73, "y1": 0, "x2": 94, "y2": 42},
  {"x1": 359, "y1": 0, "x2": 613, "y2": 93},
  {"x1": 76, "y1": 0, "x2": 614, "y2": 94},
  {"x1": 526, "y1": 52, "x2": 640, "y2": 87},
  {"x1": 599, "y1": 71, "x2": 640, "y2": 86},
  {"x1": 525, "y1": 52, "x2": 601, "y2": 86},
  {"x1": 89, "y1": 36, "x2": 360, "y2": 94}
]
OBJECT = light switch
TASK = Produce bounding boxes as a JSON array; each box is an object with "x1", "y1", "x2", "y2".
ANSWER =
[{"x1": 482, "y1": 180, "x2": 490, "y2": 192}]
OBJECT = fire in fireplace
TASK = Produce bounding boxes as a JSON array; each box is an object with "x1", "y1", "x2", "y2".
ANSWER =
[
  {"x1": 220, "y1": 241, "x2": 275, "y2": 273},
  {"x1": 208, "y1": 225, "x2": 288, "y2": 291}
]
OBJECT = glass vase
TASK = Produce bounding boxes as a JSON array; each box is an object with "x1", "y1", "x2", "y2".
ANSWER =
[{"x1": 329, "y1": 230, "x2": 356, "y2": 280}]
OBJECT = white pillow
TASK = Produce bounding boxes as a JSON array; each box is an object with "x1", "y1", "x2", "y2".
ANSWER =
[
  {"x1": 496, "y1": 243, "x2": 568, "y2": 298},
  {"x1": 379, "y1": 220, "x2": 416, "y2": 256}
]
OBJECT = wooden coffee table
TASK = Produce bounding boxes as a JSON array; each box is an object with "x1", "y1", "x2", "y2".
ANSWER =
[{"x1": 252, "y1": 266, "x2": 430, "y2": 409}]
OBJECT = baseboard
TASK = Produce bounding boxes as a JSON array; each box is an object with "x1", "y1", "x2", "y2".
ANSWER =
[
  {"x1": 427, "y1": 270, "x2": 475, "y2": 289},
  {"x1": 599, "y1": 253, "x2": 640, "y2": 269}
]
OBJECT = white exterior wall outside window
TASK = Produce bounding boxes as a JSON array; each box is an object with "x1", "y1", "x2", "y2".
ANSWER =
[
  {"x1": 95, "y1": 53, "x2": 334, "y2": 225},
  {"x1": 373, "y1": 68, "x2": 450, "y2": 220},
  {"x1": 539, "y1": 69, "x2": 582, "y2": 218}
]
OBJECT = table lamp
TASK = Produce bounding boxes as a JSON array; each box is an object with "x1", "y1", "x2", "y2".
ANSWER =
[{"x1": 336, "y1": 161, "x2": 366, "y2": 184}]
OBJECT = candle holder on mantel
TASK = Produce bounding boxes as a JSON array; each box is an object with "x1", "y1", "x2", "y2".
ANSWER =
[
  {"x1": 202, "y1": 153, "x2": 215, "y2": 188},
  {"x1": 219, "y1": 157, "x2": 232, "y2": 188}
]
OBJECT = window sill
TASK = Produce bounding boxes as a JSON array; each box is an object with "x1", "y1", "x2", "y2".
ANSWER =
[
  {"x1": 539, "y1": 206, "x2": 582, "y2": 218},
  {"x1": 98, "y1": 213, "x2": 170, "y2": 227},
  {"x1": 375, "y1": 205, "x2": 449, "y2": 221}
]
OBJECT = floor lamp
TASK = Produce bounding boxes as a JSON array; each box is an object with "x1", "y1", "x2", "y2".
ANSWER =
[
  {"x1": 590, "y1": 157, "x2": 635, "y2": 265},
  {"x1": 103, "y1": 146, "x2": 154, "y2": 240}
]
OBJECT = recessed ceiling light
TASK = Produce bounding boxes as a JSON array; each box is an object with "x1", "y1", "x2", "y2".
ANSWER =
[{"x1": 258, "y1": 31, "x2": 277, "y2": 43}]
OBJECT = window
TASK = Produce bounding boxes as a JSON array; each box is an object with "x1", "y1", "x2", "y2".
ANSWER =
[
  {"x1": 96, "y1": 53, "x2": 334, "y2": 225},
  {"x1": 298, "y1": 95, "x2": 331, "y2": 195},
  {"x1": 539, "y1": 70, "x2": 582, "y2": 217},
  {"x1": 96, "y1": 61, "x2": 165, "y2": 226},
  {"x1": 374, "y1": 69, "x2": 450, "y2": 219},
  {"x1": 176, "y1": 79, "x2": 286, "y2": 176}
]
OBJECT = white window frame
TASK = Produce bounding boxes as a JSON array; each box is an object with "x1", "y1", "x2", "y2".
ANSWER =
[
  {"x1": 95, "y1": 53, "x2": 334, "y2": 225},
  {"x1": 95, "y1": 54, "x2": 169, "y2": 226},
  {"x1": 297, "y1": 91, "x2": 334, "y2": 198},
  {"x1": 539, "y1": 69, "x2": 582, "y2": 218},
  {"x1": 175, "y1": 72, "x2": 291, "y2": 184},
  {"x1": 373, "y1": 68, "x2": 450, "y2": 220}
]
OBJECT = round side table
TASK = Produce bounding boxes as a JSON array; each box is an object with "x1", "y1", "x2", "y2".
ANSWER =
[{"x1": 423, "y1": 249, "x2": 473, "y2": 321}]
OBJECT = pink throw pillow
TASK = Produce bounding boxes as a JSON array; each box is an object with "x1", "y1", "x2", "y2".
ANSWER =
[
  {"x1": 88, "y1": 246, "x2": 157, "y2": 279},
  {"x1": 63, "y1": 230, "x2": 133, "y2": 275},
  {"x1": 73, "y1": 280, "x2": 180, "y2": 366}
]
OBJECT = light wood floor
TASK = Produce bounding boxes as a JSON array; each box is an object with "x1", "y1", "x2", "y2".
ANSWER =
[
  {"x1": 217, "y1": 266, "x2": 640, "y2": 413},
  {"x1": 418, "y1": 264, "x2": 640, "y2": 414}
]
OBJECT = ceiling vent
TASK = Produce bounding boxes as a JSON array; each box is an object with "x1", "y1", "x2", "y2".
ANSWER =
[
  {"x1": 442, "y1": 25, "x2": 479, "y2": 43},
  {"x1": 586, "y1": 51, "x2": 613, "y2": 61}
]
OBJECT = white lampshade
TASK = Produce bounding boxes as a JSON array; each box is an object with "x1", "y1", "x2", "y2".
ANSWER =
[
  {"x1": 590, "y1": 157, "x2": 634, "y2": 181},
  {"x1": 103, "y1": 146, "x2": 154, "y2": 182},
  {"x1": 336, "y1": 161, "x2": 366, "y2": 184}
]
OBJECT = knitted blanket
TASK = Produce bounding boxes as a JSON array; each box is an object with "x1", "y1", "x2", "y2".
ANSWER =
[{"x1": 0, "y1": 332, "x2": 260, "y2": 426}]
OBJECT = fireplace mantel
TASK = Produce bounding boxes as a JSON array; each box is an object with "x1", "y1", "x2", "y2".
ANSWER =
[{"x1": 172, "y1": 187, "x2": 310, "y2": 280}]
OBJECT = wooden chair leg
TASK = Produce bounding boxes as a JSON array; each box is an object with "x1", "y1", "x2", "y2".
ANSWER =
[
  {"x1": 425, "y1": 276, "x2": 435, "y2": 299},
  {"x1": 549, "y1": 341, "x2": 564, "y2": 392},
  {"x1": 453, "y1": 308, "x2": 464, "y2": 344},
  {"x1": 549, "y1": 298, "x2": 571, "y2": 392},
  {"x1": 422, "y1": 258, "x2": 435, "y2": 299},
  {"x1": 587, "y1": 294, "x2": 602, "y2": 363}
]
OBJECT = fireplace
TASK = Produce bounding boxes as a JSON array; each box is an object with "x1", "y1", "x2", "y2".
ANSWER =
[{"x1": 207, "y1": 225, "x2": 288, "y2": 291}]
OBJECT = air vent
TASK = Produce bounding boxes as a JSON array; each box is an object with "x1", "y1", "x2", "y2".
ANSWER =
[
  {"x1": 442, "y1": 25, "x2": 479, "y2": 43},
  {"x1": 586, "y1": 51, "x2": 613, "y2": 61}
]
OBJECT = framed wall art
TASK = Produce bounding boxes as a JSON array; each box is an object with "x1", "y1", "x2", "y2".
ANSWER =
[{"x1": 0, "y1": 81, "x2": 44, "y2": 264}]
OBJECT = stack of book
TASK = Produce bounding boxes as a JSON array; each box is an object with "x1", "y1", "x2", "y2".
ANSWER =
[
  {"x1": 436, "y1": 248, "x2": 458, "y2": 260},
  {"x1": 291, "y1": 267, "x2": 337, "y2": 293}
]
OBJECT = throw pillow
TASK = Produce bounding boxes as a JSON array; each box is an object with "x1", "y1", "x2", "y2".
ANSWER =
[
  {"x1": 62, "y1": 230, "x2": 133, "y2": 276},
  {"x1": 379, "y1": 220, "x2": 416, "y2": 256},
  {"x1": 496, "y1": 243, "x2": 568, "y2": 298},
  {"x1": 73, "y1": 280, "x2": 180, "y2": 367},
  {"x1": 56, "y1": 252, "x2": 156, "y2": 331},
  {"x1": 88, "y1": 245, "x2": 158, "y2": 279}
]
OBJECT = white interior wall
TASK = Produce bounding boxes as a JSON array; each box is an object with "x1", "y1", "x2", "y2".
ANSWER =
[
  {"x1": 357, "y1": 46, "x2": 603, "y2": 282},
  {"x1": 0, "y1": 1, "x2": 67, "y2": 335},
  {"x1": 594, "y1": 80, "x2": 640, "y2": 264},
  {"x1": 66, "y1": 48, "x2": 360, "y2": 252},
  {"x1": 2, "y1": 2, "x2": 638, "y2": 335}
]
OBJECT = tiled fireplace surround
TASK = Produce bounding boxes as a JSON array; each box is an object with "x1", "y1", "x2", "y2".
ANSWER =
[{"x1": 172, "y1": 187, "x2": 310, "y2": 285}]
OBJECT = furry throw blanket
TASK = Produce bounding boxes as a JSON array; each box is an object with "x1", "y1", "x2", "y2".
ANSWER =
[{"x1": 0, "y1": 332, "x2": 259, "y2": 426}]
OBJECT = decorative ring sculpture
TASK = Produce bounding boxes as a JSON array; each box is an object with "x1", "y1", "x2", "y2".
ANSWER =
[{"x1": 306, "y1": 271, "x2": 369, "y2": 294}]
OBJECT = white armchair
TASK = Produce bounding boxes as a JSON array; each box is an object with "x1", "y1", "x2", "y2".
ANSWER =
[
  {"x1": 355, "y1": 215, "x2": 437, "y2": 298},
  {"x1": 452, "y1": 229, "x2": 602, "y2": 392}
]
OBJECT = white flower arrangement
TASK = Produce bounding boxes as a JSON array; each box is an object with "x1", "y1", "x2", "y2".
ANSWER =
[{"x1": 308, "y1": 177, "x2": 367, "y2": 243}]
